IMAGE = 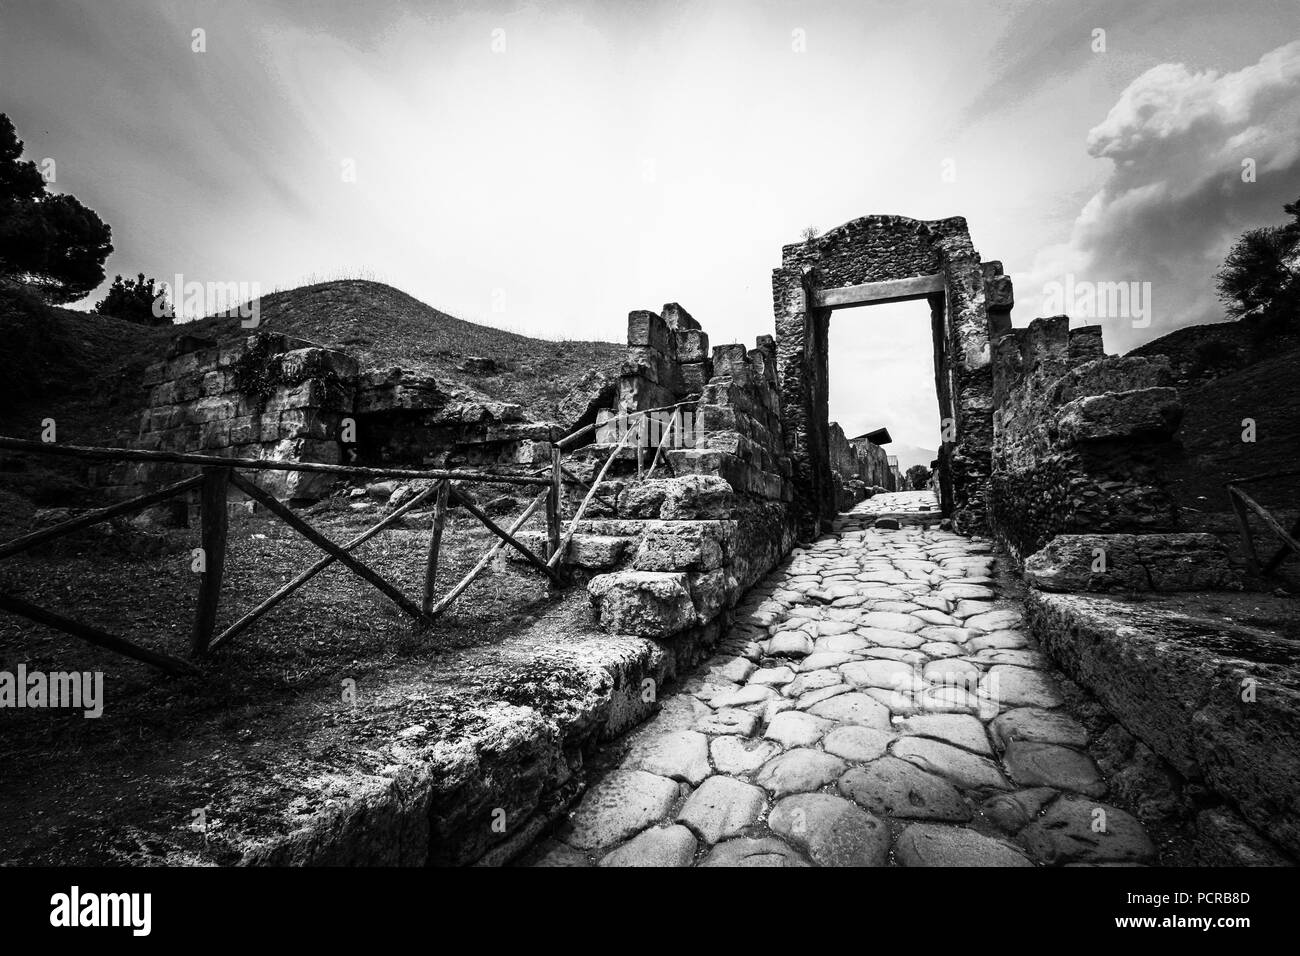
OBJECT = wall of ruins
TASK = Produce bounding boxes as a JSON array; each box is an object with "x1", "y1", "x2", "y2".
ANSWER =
[
  {"x1": 120, "y1": 332, "x2": 560, "y2": 505},
  {"x1": 989, "y1": 316, "x2": 1189, "y2": 564},
  {"x1": 120, "y1": 332, "x2": 357, "y2": 501},
  {"x1": 772, "y1": 215, "x2": 1000, "y2": 538},
  {"x1": 546, "y1": 306, "x2": 798, "y2": 664}
]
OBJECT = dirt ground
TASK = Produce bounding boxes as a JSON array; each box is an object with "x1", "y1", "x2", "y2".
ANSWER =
[{"x1": 0, "y1": 498, "x2": 586, "y2": 864}]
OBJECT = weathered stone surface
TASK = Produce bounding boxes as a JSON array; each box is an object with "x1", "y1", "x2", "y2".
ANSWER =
[
  {"x1": 768, "y1": 631, "x2": 815, "y2": 657},
  {"x1": 988, "y1": 708, "x2": 1089, "y2": 752},
  {"x1": 892, "y1": 737, "x2": 1010, "y2": 791},
  {"x1": 983, "y1": 664, "x2": 1060, "y2": 709},
  {"x1": 700, "y1": 836, "x2": 810, "y2": 867},
  {"x1": 694, "y1": 708, "x2": 759, "y2": 737},
  {"x1": 839, "y1": 757, "x2": 971, "y2": 821},
  {"x1": 598, "y1": 824, "x2": 697, "y2": 867},
  {"x1": 1002, "y1": 741, "x2": 1105, "y2": 796},
  {"x1": 631, "y1": 730, "x2": 712, "y2": 786},
  {"x1": 840, "y1": 658, "x2": 919, "y2": 690},
  {"x1": 588, "y1": 571, "x2": 697, "y2": 637},
  {"x1": 806, "y1": 692, "x2": 892, "y2": 730},
  {"x1": 757, "y1": 749, "x2": 848, "y2": 797},
  {"x1": 859, "y1": 611, "x2": 924, "y2": 632},
  {"x1": 676, "y1": 775, "x2": 765, "y2": 843},
  {"x1": 1027, "y1": 589, "x2": 1300, "y2": 856},
  {"x1": 895, "y1": 823, "x2": 1033, "y2": 867},
  {"x1": 710, "y1": 685, "x2": 778, "y2": 709},
  {"x1": 1024, "y1": 533, "x2": 1238, "y2": 592},
  {"x1": 769, "y1": 794, "x2": 890, "y2": 866},
  {"x1": 898, "y1": 714, "x2": 992, "y2": 755},
  {"x1": 748, "y1": 665, "x2": 795, "y2": 686},
  {"x1": 1019, "y1": 795, "x2": 1157, "y2": 865},
  {"x1": 765, "y1": 710, "x2": 831, "y2": 747},
  {"x1": 565, "y1": 771, "x2": 680, "y2": 849},
  {"x1": 982, "y1": 787, "x2": 1058, "y2": 834},
  {"x1": 823, "y1": 726, "x2": 894, "y2": 762},
  {"x1": 633, "y1": 521, "x2": 729, "y2": 572},
  {"x1": 710, "y1": 735, "x2": 783, "y2": 774}
]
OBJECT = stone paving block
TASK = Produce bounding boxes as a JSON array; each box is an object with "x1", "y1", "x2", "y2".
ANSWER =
[
  {"x1": 676, "y1": 776, "x2": 766, "y2": 843},
  {"x1": 897, "y1": 714, "x2": 993, "y2": 755},
  {"x1": 598, "y1": 824, "x2": 698, "y2": 867},
  {"x1": 632, "y1": 729, "x2": 712, "y2": 786},
  {"x1": 1003, "y1": 740, "x2": 1105, "y2": 796},
  {"x1": 710, "y1": 735, "x2": 783, "y2": 774},
  {"x1": 757, "y1": 749, "x2": 848, "y2": 797},
  {"x1": 1019, "y1": 795, "x2": 1157, "y2": 864},
  {"x1": 700, "y1": 837, "x2": 811, "y2": 867},
  {"x1": 806, "y1": 692, "x2": 892, "y2": 730},
  {"x1": 895, "y1": 823, "x2": 1033, "y2": 867},
  {"x1": 990, "y1": 707, "x2": 1089, "y2": 751},
  {"x1": 765, "y1": 710, "x2": 831, "y2": 747},
  {"x1": 823, "y1": 725, "x2": 894, "y2": 762},
  {"x1": 839, "y1": 757, "x2": 972, "y2": 821},
  {"x1": 891, "y1": 736, "x2": 1011, "y2": 790},
  {"x1": 694, "y1": 708, "x2": 760, "y2": 737},
  {"x1": 769, "y1": 793, "x2": 890, "y2": 866},
  {"x1": 564, "y1": 770, "x2": 680, "y2": 849}
]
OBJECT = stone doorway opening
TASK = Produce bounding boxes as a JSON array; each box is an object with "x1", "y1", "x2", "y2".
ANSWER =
[
  {"x1": 771, "y1": 215, "x2": 1013, "y2": 539},
  {"x1": 826, "y1": 293, "x2": 949, "y2": 511}
]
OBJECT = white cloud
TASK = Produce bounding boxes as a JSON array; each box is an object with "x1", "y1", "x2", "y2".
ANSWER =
[{"x1": 1016, "y1": 40, "x2": 1300, "y2": 352}]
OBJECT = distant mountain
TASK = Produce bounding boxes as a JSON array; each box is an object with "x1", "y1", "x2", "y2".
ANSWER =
[{"x1": 889, "y1": 443, "x2": 938, "y2": 471}]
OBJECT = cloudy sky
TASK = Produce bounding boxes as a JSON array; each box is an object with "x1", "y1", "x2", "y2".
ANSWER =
[{"x1": 2, "y1": 0, "x2": 1297, "y2": 455}]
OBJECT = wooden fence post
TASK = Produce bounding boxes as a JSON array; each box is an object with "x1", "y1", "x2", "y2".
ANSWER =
[
  {"x1": 547, "y1": 446, "x2": 562, "y2": 566},
  {"x1": 423, "y1": 479, "x2": 450, "y2": 616},
  {"x1": 191, "y1": 467, "x2": 229, "y2": 656}
]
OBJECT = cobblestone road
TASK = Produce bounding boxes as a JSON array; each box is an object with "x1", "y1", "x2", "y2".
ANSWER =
[{"x1": 530, "y1": 491, "x2": 1157, "y2": 866}]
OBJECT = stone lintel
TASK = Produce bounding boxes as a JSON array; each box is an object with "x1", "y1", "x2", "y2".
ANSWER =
[{"x1": 811, "y1": 273, "x2": 945, "y2": 310}]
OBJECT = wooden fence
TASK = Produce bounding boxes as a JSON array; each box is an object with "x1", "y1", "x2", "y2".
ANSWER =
[
  {"x1": 1225, "y1": 468, "x2": 1300, "y2": 578},
  {"x1": 0, "y1": 400, "x2": 700, "y2": 676}
]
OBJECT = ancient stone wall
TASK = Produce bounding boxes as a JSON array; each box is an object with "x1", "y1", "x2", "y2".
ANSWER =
[
  {"x1": 122, "y1": 332, "x2": 356, "y2": 500},
  {"x1": 568, "y1": 307, "x2": 798, "y2": 652},
  {"x1": 989, "y1": 316, "x2": 1186, "y2": 563},
  {"x1": 121, "y1": 332, "x2": 561, "y2": 504}
]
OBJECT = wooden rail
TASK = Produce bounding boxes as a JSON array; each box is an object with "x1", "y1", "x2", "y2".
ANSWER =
[
  {"x1": 1227, "y1": 482, "x2": 1299, "y2": 577},
  {"x1": 0, "y1": 436, "x2": 566, "y2": 674},
  {"x1": 0, "y1": 399, "x2": 698, "y2": 675}
]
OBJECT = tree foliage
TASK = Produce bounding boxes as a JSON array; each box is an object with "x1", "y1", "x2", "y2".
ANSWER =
[
  {"x1": 95, "y1": 272, "x2": 173, "y2": 326},
  {"x1": 1216, "y1": 196, "x2": 1300, "y2": 323},
  {"x1": 905, "y1": 464, "x2": 931, "y2": 490},
  {"x1": 0, "y1": 113, "x2": 113, "y2": 304}
]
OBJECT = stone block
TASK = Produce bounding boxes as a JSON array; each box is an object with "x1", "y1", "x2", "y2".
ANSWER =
[
  {"x1": 679, "y1": 362, "x2": 710, "y2": 394},
  {"x1": 1024, "y1": 533, "x2": 1239, "y2": 592},
  {"x1": 632, "y1": 520, "x2": 732, "y2": 572},
  {"x1": 1056, "y1": 387, "x2": 1182, "y2": 443},
  {"x1": 588, "y1": 571, "x2": 698, "y2": 637},
  {"x1": 674, "y1": 328, "x2": 709, "y2": 363},
  {"x1": 661, "y1": 302, "x2": 700, "y2": 331},
  {"x1": 627, "y1": 310, "x2": 671, "y2": 354}
]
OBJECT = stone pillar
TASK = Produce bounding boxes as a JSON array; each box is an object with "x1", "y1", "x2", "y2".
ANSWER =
[{"x1": 772, "y1": 265, "x2": 830, "y2": 538}]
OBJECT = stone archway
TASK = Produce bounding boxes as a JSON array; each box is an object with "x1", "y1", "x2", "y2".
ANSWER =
[{"x1": 771, "y1": 215, "x2": 1012, "y2": 538}]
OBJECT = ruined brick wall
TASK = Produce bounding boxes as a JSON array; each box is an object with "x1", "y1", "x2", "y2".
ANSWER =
[
  {"x1": 990, "y1": 316, "x2": 1184, "y2": 562},
  {"x1": 773, "y1": 215, "x2": 997, "y2": 537},
  {"x1": 121, "y1": 332, "x2": 356, "y2": 500}
]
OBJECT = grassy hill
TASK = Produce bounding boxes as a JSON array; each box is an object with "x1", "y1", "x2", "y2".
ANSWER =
[
  {"x1": 0, "y1": 279, "x2": 625, "y2": 444},
  {"x1": 0, "y1": 280, "x2": 624, "y2": 521}
]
